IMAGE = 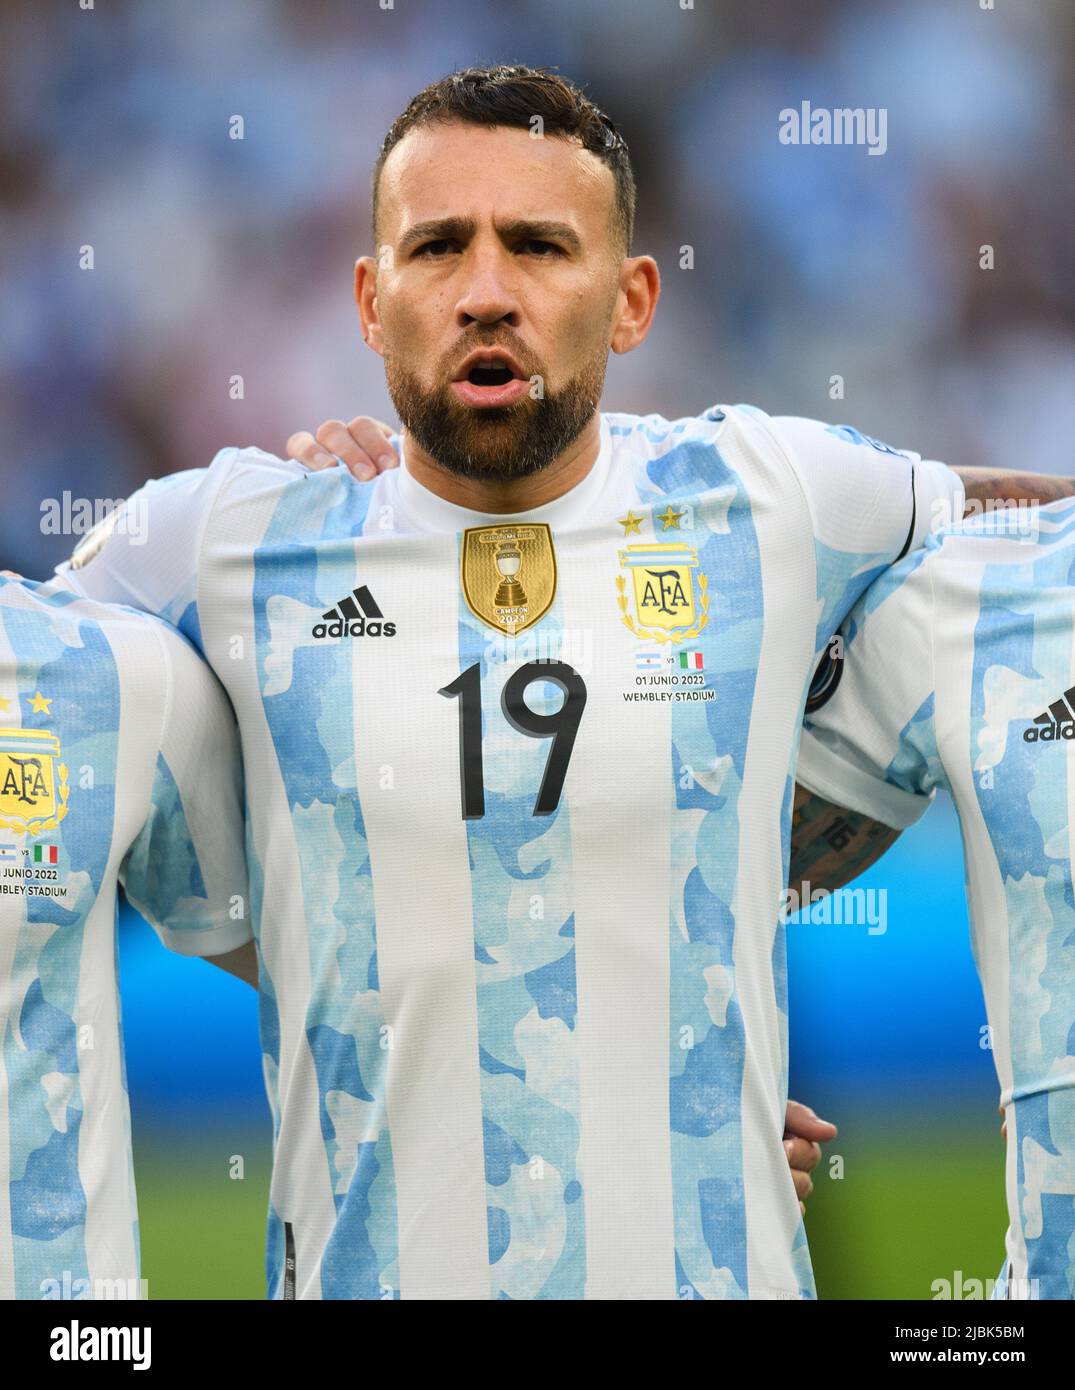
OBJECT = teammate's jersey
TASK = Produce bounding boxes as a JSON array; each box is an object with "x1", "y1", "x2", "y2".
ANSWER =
[
  {"x1": 56, "y1": 404, "x2": 962, "y2": 1300},
  {"x1": 797, "y1": 500, "x2": 1075, "y2": 1300},
  {"x1": 0, "y1": 578, "x2": 250, "y2": 1300}
]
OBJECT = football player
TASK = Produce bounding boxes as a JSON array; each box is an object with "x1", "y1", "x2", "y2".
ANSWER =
[{"x1": 0, "y1": 575, "x2": 251, "y2": 1299}]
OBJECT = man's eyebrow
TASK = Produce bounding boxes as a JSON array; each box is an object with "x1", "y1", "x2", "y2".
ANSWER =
[
  {"x1": 398, "y1": 216, "x2": 478, "y2": 254},
  {"x1": 397, "y1": 216, "x2": 583, "y2": 255},
  {"x1": 497, "y1": 219, "x2": 582, "y2": 253}
]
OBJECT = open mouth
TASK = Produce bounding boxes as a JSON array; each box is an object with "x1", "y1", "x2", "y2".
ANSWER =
[
  {"x1": 452, "y1": 353, "x2": 532, "y2": 409},
  {"x1": 467, "y1": 363, "x2": 516, "y2": 388}
]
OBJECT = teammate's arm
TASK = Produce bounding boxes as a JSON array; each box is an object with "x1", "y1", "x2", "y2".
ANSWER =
[
  {"x1": 955, "y1": 467, "x2": 1075, "y2": 510},
  {"x1": 796, "y1": 549, "x2": 939, "y2": 860},
  {"x1": 788, "y1": 783, "x2": 901, "y2": 901},
  {"x1": 119, "y1": 621, "x2": 253, "y2": 963}
]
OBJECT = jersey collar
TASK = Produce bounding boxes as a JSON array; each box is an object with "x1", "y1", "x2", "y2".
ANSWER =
[{"x1": 395, "y1": 414, "x2": 612, "y2": 534}]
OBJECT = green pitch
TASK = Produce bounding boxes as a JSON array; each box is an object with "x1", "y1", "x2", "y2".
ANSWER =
[{"x1": 134, "y1": 1111, "x2": 1007, "y2": 1300}]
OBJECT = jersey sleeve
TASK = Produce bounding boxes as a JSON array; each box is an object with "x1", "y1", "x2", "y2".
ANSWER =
[
  {"x1": 796, "y1": 547, "x2": 943, "y2": 829},
  {"x1": 758, "y1": 414, "x2": 965, "y2": 663},
  {"x1": 52, "y1": 452, "x2": 238, "y2": 639},
  {"x1": 119, "y1": 619, "x2": 252, "y2": 957}
]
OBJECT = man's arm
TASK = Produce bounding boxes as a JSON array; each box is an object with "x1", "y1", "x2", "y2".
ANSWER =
[
  {"x1": 789, "y1": 783, "x2": 901, "y2": 901},
  {"x1": 953, "y1": 467, "x2": 1075, "y2": 510}
]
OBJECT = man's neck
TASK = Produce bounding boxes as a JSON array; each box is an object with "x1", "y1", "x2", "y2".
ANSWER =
[{"x1": 400, "y1": 414, "x2": 602, "y2": 515}]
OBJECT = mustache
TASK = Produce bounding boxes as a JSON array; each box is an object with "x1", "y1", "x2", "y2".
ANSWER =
[{"x1": 442, "y1": 331, "x2": 541, "y2": 379}]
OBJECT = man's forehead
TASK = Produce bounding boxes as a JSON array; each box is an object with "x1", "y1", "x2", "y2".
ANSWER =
[{"x1": 378, "y1": 121, "x2": 615, "y2": 234}]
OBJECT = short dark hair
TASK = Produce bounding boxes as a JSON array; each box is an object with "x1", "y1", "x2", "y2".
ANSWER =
[{"x1": 373, "y1": 64, "x2": 635, "y2": 254}]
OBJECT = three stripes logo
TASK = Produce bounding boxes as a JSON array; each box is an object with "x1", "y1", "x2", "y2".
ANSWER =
[
  {"x1": 312, "y1": 585, "x2": 396, "y2": 639},
  {"x1": 1024, "y1": 687, "x2": 1075, "y2": 742}
]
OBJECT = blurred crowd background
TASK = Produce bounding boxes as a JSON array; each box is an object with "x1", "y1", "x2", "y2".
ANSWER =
[{"x1": 3, "y1": 0, "x2": 1072, "y2": 1298}]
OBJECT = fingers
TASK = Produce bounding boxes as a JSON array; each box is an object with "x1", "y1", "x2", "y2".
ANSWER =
[
  {"x1": 285, "y1": 418, "x2": 400, "y2": 480},
  {"x1": 784, "y1": 1135, "x2": 822, "y2": 1176},
  {"x1": 286, "y1": 431, "x2": 337, "y2": 471},
  {"x1": 342, "y1": 416, "x2": 400, "y2": 476},
  {"x1": 0, "y1": 570, "x2": 22, "y2": 579},
  {"x1": 784, "y1": 1098, "x2": 838, "y2": 1143},
  {"x1": 314, "y1": 417, "x2": 399, "y2": 482},
  {"x1": 354, "y1": 415, "x2": 396, "y2": 446},
  {"x1": 783, "y1": 1099, "x2": 832, "y2": 1217}
]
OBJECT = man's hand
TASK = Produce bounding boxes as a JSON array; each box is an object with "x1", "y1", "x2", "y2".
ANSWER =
[
  {"x1": 286, "y1": 416, "x2": 399, "y2": 480},
  {"x1": 785, "y1": 1099, "x2": 838, "y2": 1214}
]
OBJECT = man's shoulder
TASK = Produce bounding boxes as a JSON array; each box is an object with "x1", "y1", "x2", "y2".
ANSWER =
[
  {"x1": 926, "y1": 495, "x2": 1075, "y2": 560},
  {"x1": 207, "y1": 445, "x2": 314, "y2": 492},
  {"x1": 139, "y1": 446, "x2": 314, "y2": 505},
  {"x1": 599, "y1": 402, "x2": 825, "y2": 471},
  {"x1": 601, "y1": 402, "x2": 763, "y2": 444}
]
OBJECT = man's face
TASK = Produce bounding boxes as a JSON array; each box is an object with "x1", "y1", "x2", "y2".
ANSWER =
[{"x1": 369, "y1": 121, "x2": 623, "y2": 481}]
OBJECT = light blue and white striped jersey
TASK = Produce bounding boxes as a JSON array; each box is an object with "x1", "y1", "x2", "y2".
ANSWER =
[
  {"x1": 56, "y1": 404, "x2": 962, "y2": 1299},
  {"x1": 0, "y1": 578, "x2": 251, "y2": 1300},
  {"x1": 798, "y1": 500, "x2": 1075, "y2": 1299}
]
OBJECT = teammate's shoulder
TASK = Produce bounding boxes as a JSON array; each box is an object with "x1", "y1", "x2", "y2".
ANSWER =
[{"x1": 1, "y1": 575, "x2": 201, "y2": 657}]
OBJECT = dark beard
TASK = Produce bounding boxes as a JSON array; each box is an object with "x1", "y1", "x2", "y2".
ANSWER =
[{"x1": 384, "y1": 350, "x2": 607, "y2": 482}]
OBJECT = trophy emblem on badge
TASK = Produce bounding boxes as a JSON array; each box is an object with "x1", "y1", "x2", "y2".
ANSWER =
[{"x1": 493, "y1": 541, "x2": 526, "y2": 610}]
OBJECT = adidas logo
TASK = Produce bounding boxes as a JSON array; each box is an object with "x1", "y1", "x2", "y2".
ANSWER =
[
  {"x1": 1023, "y1": 687, "x2": 1075, "y2": 742},
  {"x1": 311, "y1": 585, "x2": 396, "y2": 639}
]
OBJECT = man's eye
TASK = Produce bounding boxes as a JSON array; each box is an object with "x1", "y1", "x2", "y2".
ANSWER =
[
  {"x1": 519, "y1": 240, "x2": 561, "y2": 257},
  {"x1": 414, "y1": 240, "x2": 456, "y2": 257}
]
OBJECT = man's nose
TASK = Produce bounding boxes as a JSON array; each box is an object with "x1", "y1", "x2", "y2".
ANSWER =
[{"x1": 454, "y1": 247, "x2": 521, "y2": 328}]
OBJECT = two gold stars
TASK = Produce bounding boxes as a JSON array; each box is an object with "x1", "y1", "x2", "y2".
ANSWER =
[{"x1": 617, "y1": 506, "x2": 686, "y2": 536}]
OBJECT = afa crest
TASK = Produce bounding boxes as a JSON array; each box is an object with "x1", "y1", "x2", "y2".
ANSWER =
[
  {"x1": 616, "y1": 543, "x2": 711, "y2": 644},
  {"x1": 0, "y1": 727, "x2": 70, "y2": 835}
]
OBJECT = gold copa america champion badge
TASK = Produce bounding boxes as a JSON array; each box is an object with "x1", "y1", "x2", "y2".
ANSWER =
[{"x1": 460, "y1": 523, "x2": 557, "y2": 635}]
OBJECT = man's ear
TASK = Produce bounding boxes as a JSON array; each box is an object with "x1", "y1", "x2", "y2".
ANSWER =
[
  {"x1": 355, "y1": 256, "x2": 384, "y2": 357},
  {"x1": 610, "y1": 255, "x2": 660, "y2": 356}
]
